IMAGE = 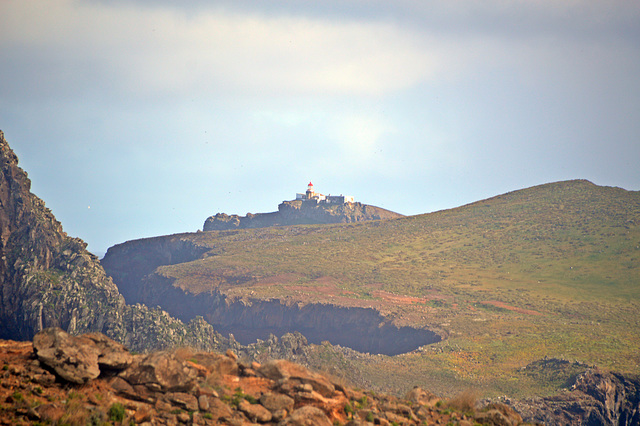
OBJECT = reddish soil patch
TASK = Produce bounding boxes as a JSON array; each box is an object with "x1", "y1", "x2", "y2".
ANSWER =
[{"x1": 372, "y1": 291, "x2": 427, "y2": 305}]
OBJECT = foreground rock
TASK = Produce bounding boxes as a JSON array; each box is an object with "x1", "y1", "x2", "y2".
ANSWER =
[
  {"x1": 0, "y1": 329, "x2": 525, "y2": 425},
  {"x1": 33, "y1": 327, "x2": 132, "y2": 384}
]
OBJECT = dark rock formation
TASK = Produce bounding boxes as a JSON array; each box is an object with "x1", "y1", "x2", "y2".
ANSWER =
[
  {"x1": 100, "y1": 234, "x2": 209, "y2": 305},
  {"x1": 0, "y1": 131, "x2": 123, "y2": 341},
  {"x1": 104, "y1": 250, "x2": 441, "y2": 355},
  {"x1": 203, "y1": 199, "x2": 403, "y2": 231},
  {"x1": 0, "y1": 130, "x2": 229, "y2": 353},
  {"x1": 102, "y1": 233, "x2": 442, "y2": 356},
  {"x1": 504, "y1": 368, "x2": 640, "y2": 425}
]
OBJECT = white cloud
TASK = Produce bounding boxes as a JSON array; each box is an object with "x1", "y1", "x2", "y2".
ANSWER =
[
  {"x1": 0, "y1": 0, "x2": 437, "y2": 101},
  {"x1": 5, "y1": 0, "x2": 636, "y2": 105}
]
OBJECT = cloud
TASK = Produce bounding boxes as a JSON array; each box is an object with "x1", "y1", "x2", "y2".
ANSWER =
[
  {"x1": 4, "y1": 0, "x2": 637, "y2": 105},
  {"x1": 0, "y1": 0, "x2": 437, "y2": 102}
]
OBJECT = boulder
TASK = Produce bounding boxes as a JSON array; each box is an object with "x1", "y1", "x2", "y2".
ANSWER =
[
  {"x1": 119, "y1": 351, "x2": 197, "y2": 392},
  {"x1": 167, "y1": 392, "x2": 199, "y2": 411},
  {"x1": 405, "y1": 386, "x2": 439, "y2": 407},
  {"x1": 33, "y1": 327, "x2": 100, "y2": 384},
  {"x1": 238, "y1": 399, "x2": 272, "y2": 423},
  {"x1": 278, "y1": 405, "x2": 333, "y2": 426},
  {"x1": 33, "y1": 328, "x2": 135, "y2": 385},
  {"x1": 260, "y1": 392, "x2": 295, "y2": 414},
  {"x1": 82, "y1": 332, "x2": 133, "y2": 370},
  {"x1": 207, "y1": 398, "x2": 234, "y2": 421},
  {"x1": 257, "y1": 359, "x2": 335, "y2": 398},
  {"x1": 198, "y1": 394, "x2": 210, "y2": 411},
  {"x1": 474, "y1": 403, "x2": 522, "y2": 426}
]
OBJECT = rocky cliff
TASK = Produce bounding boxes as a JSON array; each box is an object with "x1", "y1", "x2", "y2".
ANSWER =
[
  {"x1": 504, "y1": 368, "x2": 640, "y2": 425},
  {"x1": 100, "y1": 234, "x2": 210, "y2": 305},
  {"x1": 203, "y1": 199, "x2": 403, "y2": 231},
  {"x1": 102, "y1": 234, "x2": 441, "y2": 356},
  {"x1": 0, "y1": 130, "x2": 229, "y2": 353}
]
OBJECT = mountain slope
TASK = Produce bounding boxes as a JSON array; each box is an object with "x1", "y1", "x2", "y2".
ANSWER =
[{"x1": 103, "y1": 178, "x2": 640, "y2": 397}]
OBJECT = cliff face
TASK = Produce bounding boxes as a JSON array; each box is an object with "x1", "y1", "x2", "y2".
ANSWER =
[
  {"x1": 203, "y1": 199, "x2": 403, "y2": 231},
  {"x1": 0, "y1": 131, "x2": 124, "y2": 341},
  {"x1": 137, "y1": 271, "x2": 441, "y2": 356},
  {"x1": 506, "y1": 368, "x2": 640, "y2": 425},
  {"x1": 0, "y1": 131, "x2": 229, "y2": 353},
  {"x1": 102, "y1": 236, "x2": 441, "y2": 356},
  {"x1": 100, "y1": 235, "x2": 210, "y2": 305}
]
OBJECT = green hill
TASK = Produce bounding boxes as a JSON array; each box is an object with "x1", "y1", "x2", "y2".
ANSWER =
[{"x1": 105, "y1": 179, "x2": 640, "y2": 397}]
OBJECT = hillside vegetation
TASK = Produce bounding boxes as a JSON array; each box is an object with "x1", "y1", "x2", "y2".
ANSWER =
[{"x1": 148, "y1": 179, "x2": 640, "y2": 397}]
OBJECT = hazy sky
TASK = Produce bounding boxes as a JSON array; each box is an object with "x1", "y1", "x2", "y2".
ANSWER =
[{"x1": 1, "y1": 0, "x2": 639, "y2": 255}]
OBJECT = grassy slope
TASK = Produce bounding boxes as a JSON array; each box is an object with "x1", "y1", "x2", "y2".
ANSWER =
[{"x1": 157, "y1": 180, "x2": 640, "y2": 397}]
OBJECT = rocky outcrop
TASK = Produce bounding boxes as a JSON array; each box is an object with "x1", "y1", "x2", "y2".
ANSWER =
[
  {"x1": 203, "y1": 199, "x2": 403, "y2": 231},
  {"x1": 0, "y1": 329, "x2": 525, "y2": 425},
  {"x1": 100, "y1": 235, "x2": 209, "y2": 305},
  {"x1": 503, "y1": 368, "x2": 640, "y2": 425},
  {"x1": 32, "y1": 327, "x2": 132, "y2": 384},
  {"x1": 0, "y1": 130, "x2": 123, "y2": 341},
  {"x1": 0, "y1": 130, "x2": 230, "y2": 353}
]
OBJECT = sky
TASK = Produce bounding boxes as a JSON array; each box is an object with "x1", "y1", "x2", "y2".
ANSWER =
[{"x1": 1, "y1": 0, "x2": 639, "y2": 256}]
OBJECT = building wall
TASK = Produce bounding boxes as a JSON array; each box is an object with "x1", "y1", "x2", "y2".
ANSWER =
[{"x1": 295, "y1": 190, "x2": 353, "y2": 204}]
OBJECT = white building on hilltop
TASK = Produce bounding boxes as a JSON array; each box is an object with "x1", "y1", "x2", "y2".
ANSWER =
[{"x1": 295, "y1": 182, "x2": 354, "y2": 204}]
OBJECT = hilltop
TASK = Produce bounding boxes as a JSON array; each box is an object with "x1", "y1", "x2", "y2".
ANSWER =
[
  {"x1": 203, "y1": 182, "x2": 403, "y2": 231},
  {"x1": 103, "y1": 178, "x2": 640, "y2": 399}
]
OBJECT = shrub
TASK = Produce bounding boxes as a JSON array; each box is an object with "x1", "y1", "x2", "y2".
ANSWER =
[
  {"x1": 344, "y1": 401, "x2": 354, "y2": 416},
  {"x1": 447, "y1": 388, "x2": 478, "y2": 414},
  {"x1": 357, "y1": 395, "x2": 368, "y2": 408},
  {"x1": 88, "y1": 409, "x2": 105, "y2": 426},
  {"x1": 68, "y1": 390, "x2": 82, "y2": 400},
  {"x1": 108, "y1": 402, "x2": 125, "y2": 422},
  {"x1": 244, "y1": 394, "x2": 258, "y2": 404}
]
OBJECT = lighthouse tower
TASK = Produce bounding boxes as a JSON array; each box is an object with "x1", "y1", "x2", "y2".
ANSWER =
[{"x1": 305, "y1": 182, "x2": 315, "y2": 199}]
